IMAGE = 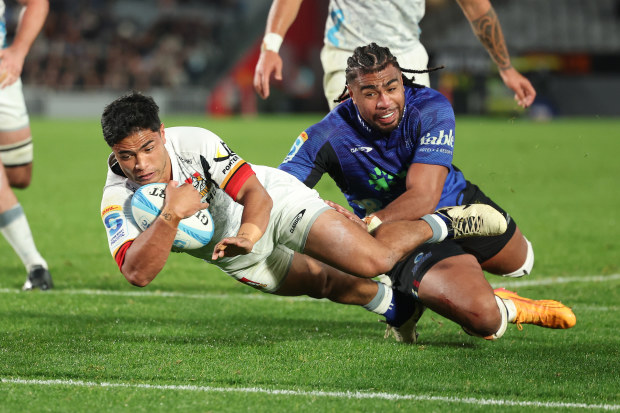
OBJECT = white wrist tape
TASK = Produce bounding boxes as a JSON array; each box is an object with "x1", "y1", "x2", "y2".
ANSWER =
[
  {"x1": 262, "y1": 33, "x2": 283, "y2": 53},
  {"x1": 363, "y1": 215, "x2": 382, "y2": 233}
]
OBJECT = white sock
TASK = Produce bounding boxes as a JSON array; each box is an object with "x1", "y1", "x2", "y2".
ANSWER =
[
  {"x1": 0, "y1": 204, "x2": 47, "y2": 271},
  {"x1": 498, "y1": 296, "x2": 517, "y2": 323},
  {"x1": 363, "y1": 281, "x2": 393, "y2": 315}
]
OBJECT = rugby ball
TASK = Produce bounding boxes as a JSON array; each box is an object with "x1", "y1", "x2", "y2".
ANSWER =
[{"x1": 131, "y1": 182, "x2": 214, "y2": 250}]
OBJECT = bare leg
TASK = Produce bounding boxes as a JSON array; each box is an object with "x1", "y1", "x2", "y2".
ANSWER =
[
  {"x1": 303, "y1": 209, "x2": 433, "y2": 278},
  {"x1": 481, "y1": 227, "x2": 529, "y2": 274},
  {"x1": 0, "y1": 162, "x2": 19, "y2": 212},
  {"x1": 274, "y1": 251, "x2": 379, "y2": 305},
  {"x1": 1, "y1": 127, "x2": 33, "y2": 189},
  {"x1": 418, "y1": 254, "x2": 501, "y2": 336}
]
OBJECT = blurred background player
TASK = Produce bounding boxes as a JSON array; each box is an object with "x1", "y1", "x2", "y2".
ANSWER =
[
  {"x1": 253, "y1": 0, "x2": 536, "y2": 110},
  {"x1": 0, "y1": 0, "x2": 52, "y2": 290},
  {"x1": 279, "y1": 43, "x2": 575, "y2": 341}
]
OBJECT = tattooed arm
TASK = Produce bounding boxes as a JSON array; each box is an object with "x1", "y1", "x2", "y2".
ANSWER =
[{"x1": 456, "y1": 0, "x2": 536, "y2": 108}]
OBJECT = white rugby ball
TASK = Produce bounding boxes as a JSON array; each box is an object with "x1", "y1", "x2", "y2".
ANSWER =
[{"x1": 131, "y1": 182, "x2": 214, "y2": 250}]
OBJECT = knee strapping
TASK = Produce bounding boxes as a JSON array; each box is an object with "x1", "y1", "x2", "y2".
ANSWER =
[
  {"x1": 0, "y1": 138, "x2": 33, "y2": 166},
  {"x1": 482, "y1": 295, "x2": 509, "y2": 340},
  {"x1": 502, "y1": 237, "x2": 534, "y2": 278}
]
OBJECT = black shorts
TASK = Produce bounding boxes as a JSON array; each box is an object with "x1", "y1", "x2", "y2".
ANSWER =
[{"x1": 387, "y1": 181, "x2": 517, "y2": 298}]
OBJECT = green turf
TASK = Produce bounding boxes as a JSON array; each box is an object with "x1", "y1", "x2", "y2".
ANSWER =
[{"x1": 0, "y1": 115, "x2": 619, "y2": 412}]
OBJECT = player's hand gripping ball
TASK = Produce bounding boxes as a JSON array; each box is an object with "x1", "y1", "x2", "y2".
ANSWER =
[{"x1": 131, "y1": 182, "x2": 214, "y2": 250}]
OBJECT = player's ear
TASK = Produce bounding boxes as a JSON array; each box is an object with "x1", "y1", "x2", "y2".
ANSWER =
[
  {"x1": 347, "y1": 85, "x2": 354, "y2": 102},
  {"x1": 159, "y1": 123, "x2": 166, "y2": 143}
]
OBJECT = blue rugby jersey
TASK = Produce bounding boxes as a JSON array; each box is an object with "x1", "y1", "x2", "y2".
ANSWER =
[{"x1": 278, "y1": 86, "x2": 467, "y2": 218}]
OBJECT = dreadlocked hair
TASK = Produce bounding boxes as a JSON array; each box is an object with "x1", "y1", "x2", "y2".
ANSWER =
[{"x1": 334, "y1": 42, "x2": 444, "y2": 104}]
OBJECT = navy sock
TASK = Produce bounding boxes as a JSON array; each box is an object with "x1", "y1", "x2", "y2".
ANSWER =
[{"x1": 384, "y1": 289, "x2": 415, "y2": 327}]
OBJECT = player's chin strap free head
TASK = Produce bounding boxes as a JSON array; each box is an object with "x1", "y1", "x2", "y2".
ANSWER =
[{"x1": 333, "y1": 42, "x2": 444, "y2": 105}]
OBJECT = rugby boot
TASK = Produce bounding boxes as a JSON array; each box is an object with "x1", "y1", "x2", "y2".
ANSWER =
[
  {"x1": 494, "y1": 288, "x2": 576, "y2": 329},
  {"x1": 383, "y1": 289, "x2": 426, "y2": 344},
  {"x1": 435, "y1": 204, "x2": 507, "y2": 239},
  {"x1": 23, "y1": 265, "x2": 54, "y2": 291}
]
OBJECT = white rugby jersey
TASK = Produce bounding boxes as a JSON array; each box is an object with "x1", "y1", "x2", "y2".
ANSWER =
[
  {"x1": 324, "y1": 0, "x2": 425, "y2": 54},
  {"x1": 100, "y1": 126, "x2": 255, "y2": 269}
]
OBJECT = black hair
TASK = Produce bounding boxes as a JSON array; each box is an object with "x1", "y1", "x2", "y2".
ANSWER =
[
  {"x1": 101, "y1": 91, "x2": 161, "y2": 147},
  {"x1": 334, "y1": 42, "x2": 443, "y2": 104}
]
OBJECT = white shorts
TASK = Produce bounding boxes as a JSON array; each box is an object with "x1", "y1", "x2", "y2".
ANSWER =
[
  {"x1": 320, "y1": 42, "x2": 430, "y2": 110},
  {"x1": 0, "y1": 78, "x2": 30, "y2": 132},
  {"x1": 217, "y1": 166, "x2": 331, "y2": 293}
]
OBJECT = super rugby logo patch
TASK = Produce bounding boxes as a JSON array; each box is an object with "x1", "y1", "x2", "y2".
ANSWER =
[{"x1": 282, "y1": 132, "x2": 308, "y2": 164}]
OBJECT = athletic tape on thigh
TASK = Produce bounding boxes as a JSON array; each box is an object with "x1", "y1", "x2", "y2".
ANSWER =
[
  {"x1": 503, "y1": 238, "x2": 534, "y2": 277},
  {"x1": 0, "y1": 137, "x2": 33, "y2": 166}
]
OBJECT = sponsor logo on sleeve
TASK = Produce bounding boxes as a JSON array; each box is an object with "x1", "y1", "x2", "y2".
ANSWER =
[
  {"x1": 289, "y1": 209, "x2": 306, "y2": 234},
  {"x1": 282, "y1": 132, "x2": 308, "y2": 164}
]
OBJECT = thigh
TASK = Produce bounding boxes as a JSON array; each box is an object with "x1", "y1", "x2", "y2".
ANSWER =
[
  {"x1": 275, "y1": 251, "x2": 378, "y2": 305},
  {"x1": 0, "y1": 124, "x2": 33, "y2": 188},
  {"x1": 418, "y1": 255, "x2": 495, "y2": 313},
  {"x1": 480, "y1": 226, "x2": 529, "y2": 275},
  {"x1": 0, "y1": 162, "x2": 19, "y2": 211},
  {"x1": 304, "y1": 208, "x2": 388, "y2": 277},
  {"x1": 419, "y1": 255, "x2": 501, "y2": 334}
]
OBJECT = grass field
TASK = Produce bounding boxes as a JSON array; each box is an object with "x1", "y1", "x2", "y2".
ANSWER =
[{"x1": 1, "y1": 115, "x2": 619, "y2": 412}]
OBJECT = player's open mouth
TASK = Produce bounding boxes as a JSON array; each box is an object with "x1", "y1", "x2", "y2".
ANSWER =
[{"x1": 377, "y1": 111, "x2": 396, "y2": 124}]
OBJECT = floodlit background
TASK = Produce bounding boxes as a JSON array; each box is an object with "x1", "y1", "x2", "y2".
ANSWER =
[{"x1": 6, "y1": 0, "x2": 620, "y2": 118}]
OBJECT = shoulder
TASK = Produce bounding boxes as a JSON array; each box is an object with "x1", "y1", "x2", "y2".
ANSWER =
[
  {"x1": 165, "y1": 126, "x2": 222, "y2": 144},
  {"x1": 405, "y1": 87, "x2": 454, "y2": 123},
  {"x1": 406, "y1": 86, "x2": 451, "y2": 108}
]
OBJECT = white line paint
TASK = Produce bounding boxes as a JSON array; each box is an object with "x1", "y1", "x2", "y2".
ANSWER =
[
  {"x1": 2, "y1": 378, "x2": 619, "y2": 410},
  {"x1": 489, "y1": 273, "x2": 620, "y2": 289},
  {"x1": 1, "y1": 274, "x2": 618, "y2": 302}
]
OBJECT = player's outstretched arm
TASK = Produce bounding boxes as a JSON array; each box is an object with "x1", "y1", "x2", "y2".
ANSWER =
[
  {"x1": 122, "y1": 182, "x2": 208, "y2": 286},
  {"x1": 456, "y1": 0, "x2": 536, "y2": 108},
  {"x1": 253, "y1": 0, "x2": 304, "y2": 99},
  {"x1": 0, "y1": 0, "x2": 48, "y2": 88},
  {"x1": 212, "y1": 175, "x2": 273, "y2": 260}
]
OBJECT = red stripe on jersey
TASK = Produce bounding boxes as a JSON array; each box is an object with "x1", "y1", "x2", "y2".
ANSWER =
[
  {"x1": 223, "y1": 162, "x2": 255, "y2": 201},
  {"x1": 114, "y1": 240, "x2": 133, "y2": 270}
]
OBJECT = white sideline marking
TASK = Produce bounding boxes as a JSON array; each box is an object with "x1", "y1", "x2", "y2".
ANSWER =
[
  {"x1": 0, "y1": 274, "x2": 618, "y2": 302},
  {"x1": 2, "y1": 378, "x2": 619, "y2": 410},
  {"x1": 489, "y1": 273, "x2": 620, "y2": 289}
]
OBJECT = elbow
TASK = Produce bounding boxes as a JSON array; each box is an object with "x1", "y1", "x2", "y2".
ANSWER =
[
  {"x1": 122, "y1": 267, "x2": 153, "y2": 288},
  {"x1": 265, "y1": 195, "x2": 274, "y2": 215}
]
